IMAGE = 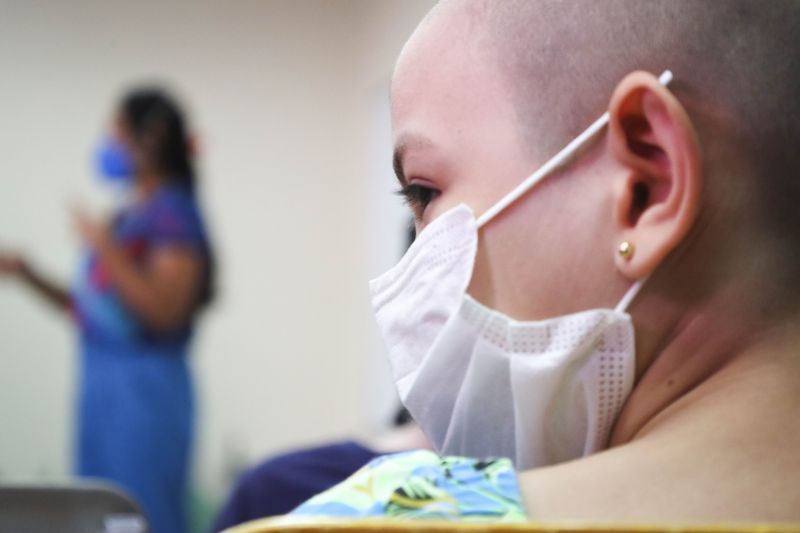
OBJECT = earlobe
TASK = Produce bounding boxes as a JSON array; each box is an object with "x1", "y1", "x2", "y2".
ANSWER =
[{"x1": 607, "y1": 71, "x2": 702, "y2": 279}]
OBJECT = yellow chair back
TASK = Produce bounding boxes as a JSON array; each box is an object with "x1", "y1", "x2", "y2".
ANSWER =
[{"x1": 224, "y1": 517, "x2": 800, "y2": 533}]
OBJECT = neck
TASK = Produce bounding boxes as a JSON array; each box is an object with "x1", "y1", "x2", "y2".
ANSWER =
[
  {"x1": 610, "y1": 272, "x2": 800, "y2": 445},
  {"x1": 134, "y1": 171, "x2": 164, "y2": 201}
]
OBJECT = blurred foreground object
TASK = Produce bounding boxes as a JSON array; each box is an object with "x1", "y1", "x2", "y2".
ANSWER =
[
  {"x1": 223, "y1": 517, "x2": 800, "y2": 533},
  {"x1": 0, "y1": 482, "x2": 148, "y2": 533}
]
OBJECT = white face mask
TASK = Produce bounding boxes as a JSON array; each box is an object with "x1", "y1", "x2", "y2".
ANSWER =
[{"x1": 370, "y1": 71, "x2": 673, "y2": 469}]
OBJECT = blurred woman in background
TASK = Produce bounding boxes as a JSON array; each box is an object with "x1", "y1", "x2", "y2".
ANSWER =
[{"x1": 0, "y1": 88, "x2": 214, "y2": 533}]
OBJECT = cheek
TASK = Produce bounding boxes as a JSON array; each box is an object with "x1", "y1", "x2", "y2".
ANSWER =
[
  {"x1": 467, "y1": 186, "x2": 564, "y2": 314},
  {"x1": 419, "y1": 178, "x2": 504, "y2": 229},
  {"x1": 426, "y1": 153, "x2": 532, "y2": 226},
  {"x1": 467, "y1": 178, "x2": 617, "y2": 319}
]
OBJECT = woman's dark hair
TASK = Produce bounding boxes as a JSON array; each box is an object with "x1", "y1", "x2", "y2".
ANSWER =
[
  {"x1": 121, "y1": 87, "x2": 196, "y2": 191},
  {"x1": 120, "y1": 87, "x2": 215, "y2": 309}
]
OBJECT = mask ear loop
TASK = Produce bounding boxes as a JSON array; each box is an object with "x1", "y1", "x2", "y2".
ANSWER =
[
  {"x1": 476, "y1": 71, "x2": 673, "y2": 313},
  {"x1": 614, "y1": 278, "x2": 646, "y2": 313},
  {"x1": 476, "y1": 70, "x2": 674, "y2": 230}
]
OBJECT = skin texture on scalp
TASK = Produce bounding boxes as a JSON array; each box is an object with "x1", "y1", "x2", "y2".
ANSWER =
[
  {"x1": 486, "y1": 0, "x2": 800, "y2": 289},
  {"x1": 487, "y1": 0, "x2": 800, "y2": 156}
]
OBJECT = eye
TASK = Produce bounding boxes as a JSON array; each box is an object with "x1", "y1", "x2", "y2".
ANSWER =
[{"x1": 396, "y1": 183, "x2": 440, "y2": 218}]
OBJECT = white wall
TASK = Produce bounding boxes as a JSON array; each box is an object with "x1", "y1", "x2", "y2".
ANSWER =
[{"x1": 0, "y1": 0, "x2": 434, "y2": 508}]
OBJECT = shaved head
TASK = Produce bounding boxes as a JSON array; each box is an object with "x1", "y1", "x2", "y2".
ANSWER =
[
  {"x1": 483, "y1": 0, "x2": 800, "y2": 270},
  {"x1": 485, "y1": 1, "x2": 800, "y2": 158},
  {"x1": 401, "y1": 0, "x2": 797, "y2": 293},
  {"x1": 391, "y1": 0, "x2": 800, "y2": 320}
]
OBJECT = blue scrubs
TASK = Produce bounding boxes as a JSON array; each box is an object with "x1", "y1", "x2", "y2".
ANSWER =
[{"x1": 72, "y1": 184, "x2": 210, "y2": 533}]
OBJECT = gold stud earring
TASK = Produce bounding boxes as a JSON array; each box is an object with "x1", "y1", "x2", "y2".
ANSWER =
[{"x1": 618, "y1": 241, "x2": 635, "y2": 260}]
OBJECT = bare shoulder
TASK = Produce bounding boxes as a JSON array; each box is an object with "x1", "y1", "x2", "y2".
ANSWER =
[{"x1": 518, "y1": 421, "x2": 800, "y2": 523}]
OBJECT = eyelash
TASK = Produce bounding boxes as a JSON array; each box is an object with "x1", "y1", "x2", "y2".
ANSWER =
[{"x1": 396, "y1": 183, "x2": 440, "y2": 215}]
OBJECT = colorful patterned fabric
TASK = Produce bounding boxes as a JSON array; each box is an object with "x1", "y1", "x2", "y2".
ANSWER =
[{"x1": 288, "y1": 450, "x2": 526, "y2": 522}]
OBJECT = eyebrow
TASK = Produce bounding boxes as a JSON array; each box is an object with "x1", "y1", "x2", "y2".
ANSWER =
[{"x1": 392, "y1": 133, "x2": 435, "y2": 187}]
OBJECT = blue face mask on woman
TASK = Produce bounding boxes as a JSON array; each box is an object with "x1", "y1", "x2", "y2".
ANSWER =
[{"x1": 95, "y1": 137, "x2": 135, "y2": 183}]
